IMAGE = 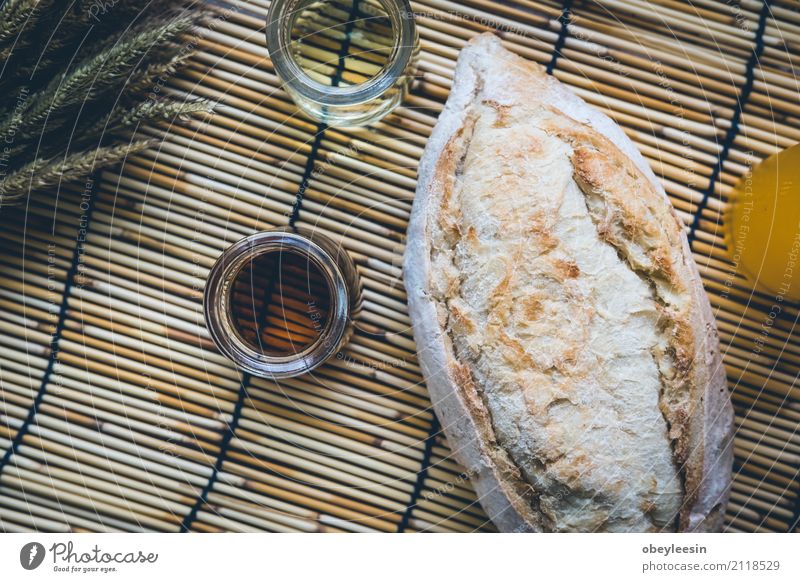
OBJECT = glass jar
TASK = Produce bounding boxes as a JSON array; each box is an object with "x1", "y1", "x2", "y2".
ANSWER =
[
  {"x1": 204, "y1": 228, "x2": 362, "y2": 378},
  {"x1": 266, "y1": 0, "x2": 419, "y2": 127}
]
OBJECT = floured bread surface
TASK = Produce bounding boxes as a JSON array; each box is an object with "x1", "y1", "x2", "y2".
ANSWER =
[
  {"x1": 431, "y1": 103, "x2": 684, "y2": 531},
  {"x1": 405, "y1": 33, "x2": 733, "y2": 533}
]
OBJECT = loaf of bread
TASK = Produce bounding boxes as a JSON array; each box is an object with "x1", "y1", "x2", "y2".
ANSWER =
[{"x1": 404, "y1": 34, "x2": 734, "y2": 532}]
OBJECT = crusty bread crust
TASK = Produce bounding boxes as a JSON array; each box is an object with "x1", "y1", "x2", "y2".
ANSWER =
[{"x1": 404, "y1": 33, "x2": 733, "y2": 532}]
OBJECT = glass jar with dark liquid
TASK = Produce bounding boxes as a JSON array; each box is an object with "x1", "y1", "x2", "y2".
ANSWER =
[{"x1": 204, "y1": 228, "x2": 362, "y2": 378}]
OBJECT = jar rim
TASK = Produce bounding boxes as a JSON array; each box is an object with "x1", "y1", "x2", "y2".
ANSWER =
[
  {"x1": 204, "y1": 229, "x2": 352, "y2": 379},
  {"x1": 266, "y1": 0, "x2": 417, "y2": 107}
]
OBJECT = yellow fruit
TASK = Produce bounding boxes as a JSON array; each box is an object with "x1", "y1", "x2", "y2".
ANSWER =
[{"x1": 726, "y1": 144, "x2": 800, "y2": 302}]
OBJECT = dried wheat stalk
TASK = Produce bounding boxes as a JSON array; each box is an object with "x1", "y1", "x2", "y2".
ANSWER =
[{"x1": 0, "y1": 0, "x2": 212, "y2": 206}]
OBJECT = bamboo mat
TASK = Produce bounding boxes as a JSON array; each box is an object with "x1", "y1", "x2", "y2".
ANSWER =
[{"x1": 0, "y1": 0, "x2": 799, "y2": 533}]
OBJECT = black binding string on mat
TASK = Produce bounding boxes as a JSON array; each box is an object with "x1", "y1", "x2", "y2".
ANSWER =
[
  {"x1": 397, "y1": 417, "x2": 439, "y2": 532},
  {"x1": 686, "y1": 0, "x2": 771, "y2": 246},
  {"x1": 547, "y1": 0, "x2": 573, "y2": 75},
  {"x1": 288, "y1": 126, "x2": 328, "y2": 229},
  {"x1": 0, "y1": 175, "x2": 99, "y2": 477},
  {"x1": 288, "y1": 0, "x2": 361, "y2": 228},
  {"x1": 179, "y1": 376, "x2": 249, "y2": 531},
  {"x1": 182, "y1": 0, "x2": 364, "y2": 531}
]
